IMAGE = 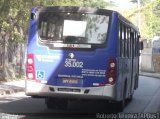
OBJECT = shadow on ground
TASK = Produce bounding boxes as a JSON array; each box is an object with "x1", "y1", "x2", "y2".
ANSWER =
[{"x1": 0, "y1": 96, "x2": 128, "y2": 119}]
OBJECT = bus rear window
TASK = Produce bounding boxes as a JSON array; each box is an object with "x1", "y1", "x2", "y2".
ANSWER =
[{"x1": 38, "y1": 12, "x2": 109, "y2": 45}]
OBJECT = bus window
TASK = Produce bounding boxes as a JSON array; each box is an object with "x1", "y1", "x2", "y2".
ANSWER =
[
  {"x1": 134, "y1": 32, "x2": 136, "y2": 57},
  {"x1": 119, "y1": 22, "x2": 129, "y2": 58},
  {"x1": 124, "y1": 25, "x2": 126, "y2": 58},
  {"x1": 130, "y1": 30, "x2": 135, "y2": 58},
  {"x1": 119, "y1": 23, "x2": 122, "y2": 57},
  {"x1": 38, "y1": 12, "x2": 110, "y2": 45},
  {"x1": 136, "y1": 33, "x2": 139, "y2": 57},
  {"x1": 127, "y1": 27, "x2": 130, "y2": 58},
  {"x1": 119, "y1": 22, "x2": 125, "y2": 58}
]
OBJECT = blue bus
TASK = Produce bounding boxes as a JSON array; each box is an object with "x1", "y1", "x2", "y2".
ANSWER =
[{"x1": 26, "y1": 6, "x2": 143, "y2": 111}]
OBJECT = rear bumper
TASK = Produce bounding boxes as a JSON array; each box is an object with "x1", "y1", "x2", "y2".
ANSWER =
[{"x1": 25, "y1": 80, "x2": 116, "y2": 100}]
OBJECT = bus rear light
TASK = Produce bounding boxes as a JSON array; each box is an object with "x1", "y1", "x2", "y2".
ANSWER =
[
  {"x1": 27, "y1": 66, "x2": 34, "y2": 72},
  {"x1": 108, "y1": 69, "x2": 115, "y2": 76},
  {"x1": 109, "y1": 59, "x2": 116, "y2": 68},
  {"x1": 28, "y1": 58, "x2": 33, "y2": 64},
  {"x1": 107, "y1": 77, "x2": 115, "y2": 85},
  {"x1": 106, "y1": 58, "x2": 117, "y2": 85},
  {"x1": 110, "y1": 62, "x2": 116, "y2": 68},
  {"x1": 26, "y1": 54, "x2": 35, "y2": 80},
  {"x1": 108, "y1": 77, "x2": 114, "y2": 83},
  {"x1": 28, "y1": 73, "x2": 34, "y2": 79}
]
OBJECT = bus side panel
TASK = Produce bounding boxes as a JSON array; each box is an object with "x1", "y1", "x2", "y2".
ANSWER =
[
  {"x1": 105, "y1": 12, "x2": 122, "y2": 101},
  {"x1": 116, "y1": 16, "x2": 140, "y2": 101}
]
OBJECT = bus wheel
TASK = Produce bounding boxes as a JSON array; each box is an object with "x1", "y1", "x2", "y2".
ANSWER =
[
  {"x1": 116, "y1": 98, "x2": 125, "y2": 112},
  {"x1": 45, "y1": 98, "x2": 68, "y2": 110},
  {"x1": 116, "y1": 83, "x2": 127, "y2": 112},
  {"x1": 127, "y1": 93, "x2": 133, "y2": 102},
  {"x1": 134, "y1": 75, "x2": 139, "y2": 89}
]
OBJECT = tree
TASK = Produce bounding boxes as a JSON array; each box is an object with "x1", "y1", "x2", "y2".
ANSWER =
[
  {"x1": 130, "y1": 0, "x2": 152, "y2": 6},
  {"x1": 126, "y1": 0, "x2": 160, "y2": 39},
  {"x1": 141, "y1": 0, "x2": 160, "y2": 38}
]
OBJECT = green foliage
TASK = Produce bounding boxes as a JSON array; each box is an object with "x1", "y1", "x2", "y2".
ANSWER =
[
  {"x1": 142, "y1": 0, "x2": 160, "y2": 38},
  {"x1": 29, "y1": 0, "x2": 108, "y2": 8},
  {"x1": 126, "y1": 0, "x2": 160, "y2": 39},
  {"x1": 0, "y1": 0, "x2": 32, "y2": 42},
  {"x1": 140, "y1": 0, "x2": 152, "y2": 6},
  {"x1": 130, "y1": 0, "x2": 152, "y2": 6}
]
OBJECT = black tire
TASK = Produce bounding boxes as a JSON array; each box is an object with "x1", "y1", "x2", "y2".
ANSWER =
[
  {"x1": 127, "y1": 94, "x2": 133, "y2": 102},
  {"x1": 45, "y1": 98, "x2": 68, "y2": 110},
  {"x1": 116, "y1": 97, "x2": 125, "y2": 112},
  {"x1": 45, "y1": 98, "x2": 54, "y2": 109},
  {"x1": 134, "y1": 75, "x2": 139, "y2": 89},
  {"x1": 116, "y1": 82, "x2": 127, "y2": 112}
]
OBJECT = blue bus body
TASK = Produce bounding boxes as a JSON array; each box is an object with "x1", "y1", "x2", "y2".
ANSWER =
[{"x1": 26, "y1": 6, "x2": 141, "y2": 111}]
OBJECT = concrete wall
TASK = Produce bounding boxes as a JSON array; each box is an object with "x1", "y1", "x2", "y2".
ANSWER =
[
  {"x1": 141, "y1": 37, "x2": 160, "y2": 73},
  {"x1": 152, "y1": 54, "x2": 160, "y2": 72},
  {"x1": 141, "y1": 48, "x2": 154, "y2": 72}
]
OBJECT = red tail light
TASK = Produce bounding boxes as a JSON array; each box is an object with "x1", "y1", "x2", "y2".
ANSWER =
[
  {"x1": 26, "y1": 54, "x2": 35, "y2": 80},
  {"x1": 106, "y1": 58, "x2": 117, "y2": 85}
]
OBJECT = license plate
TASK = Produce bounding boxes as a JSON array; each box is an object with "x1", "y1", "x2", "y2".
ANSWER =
[
  {"x1": 62, "y1": 78, "x2": 78, "y2": 84},
  {"x1": 57, "y1": 78, "x2": 83, "y2": 87}
]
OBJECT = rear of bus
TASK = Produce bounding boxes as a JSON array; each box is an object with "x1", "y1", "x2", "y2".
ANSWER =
[{"x1": 26, "y1": 7, "x2": 119, "y2": 102}]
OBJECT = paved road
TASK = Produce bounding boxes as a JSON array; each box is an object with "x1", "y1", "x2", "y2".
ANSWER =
[{"x1": 0, "y1": 76, "x2": 160, "y2": 119}]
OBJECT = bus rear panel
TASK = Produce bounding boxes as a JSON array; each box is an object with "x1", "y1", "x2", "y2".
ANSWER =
[{"x1": 26, "y1": 7, "x2": 118, "y2": 100}]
